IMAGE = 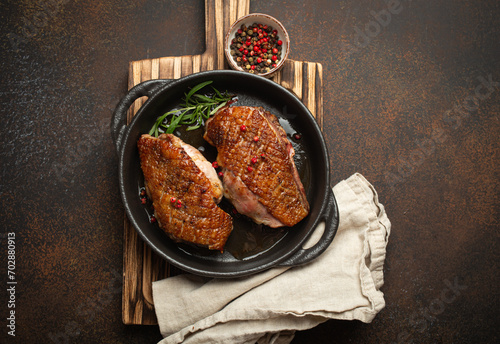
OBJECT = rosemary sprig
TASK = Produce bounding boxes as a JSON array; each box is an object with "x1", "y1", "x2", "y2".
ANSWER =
[{"x1": 148, "y1": 81, "x2": 235, "y2": 137}]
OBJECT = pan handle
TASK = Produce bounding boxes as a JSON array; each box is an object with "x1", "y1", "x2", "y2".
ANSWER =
[
  {"x1": 110, "y1": 79, "x2": 172, "y2": 155},
  {"x1": 278, "y1": 188, "x2": 339, "y2": 267}
]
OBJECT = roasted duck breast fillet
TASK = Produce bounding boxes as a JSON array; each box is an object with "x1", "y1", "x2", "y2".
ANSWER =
[
  {"x1": 137, "y1": 134, "x2": 233, "y2": 251},
  {"x1": 204, "y1": 106, "x2": 310, "y2": 227}
]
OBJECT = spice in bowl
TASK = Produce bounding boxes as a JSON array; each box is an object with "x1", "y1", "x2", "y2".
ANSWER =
[
  {"x1": 225, "y1": 13, "x2": 289, "y2": 78},
  {"x1": 228, "y1": 23, "x2": 283, "y2": 75}
]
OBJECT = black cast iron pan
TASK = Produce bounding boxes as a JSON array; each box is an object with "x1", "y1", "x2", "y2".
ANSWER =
[{"x1": 111, "y1": 70, "x2": 339, "y2": 278}]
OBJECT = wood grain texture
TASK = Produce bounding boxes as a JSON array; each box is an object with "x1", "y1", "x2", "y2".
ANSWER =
[{"x1": 122, "y1": 0, "x2": 323, "y2": 325}]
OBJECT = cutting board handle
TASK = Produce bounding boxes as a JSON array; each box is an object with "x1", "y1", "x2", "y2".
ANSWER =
[
  {"x1": 203, "y1": 0, "x2": 250, "y2": 69},
  {"x1": 110, "y1": 79, "x2": 171, "y2": 155}
]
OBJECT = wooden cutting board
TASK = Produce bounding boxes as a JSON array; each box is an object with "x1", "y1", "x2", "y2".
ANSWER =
[{"x1": 123, "y1": 0, "x2": 323, "y2": 325}]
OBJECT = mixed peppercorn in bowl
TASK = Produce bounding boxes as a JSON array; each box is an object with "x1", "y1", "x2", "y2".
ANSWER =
[{"x1": 225, "y1": 13, "x2": 290, "y2": 78}]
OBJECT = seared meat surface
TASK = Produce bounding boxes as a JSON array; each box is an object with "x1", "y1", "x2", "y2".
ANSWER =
[
  {"x1": 137, "y1": 134, "x2": 233, "y2": 251},
  {"x1": 204, "y1": 106, "x2": 309, "y2": 227}
]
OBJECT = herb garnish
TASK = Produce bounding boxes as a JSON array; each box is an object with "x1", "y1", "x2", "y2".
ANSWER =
[{"x1": 149, "y1": 81, "x2": 235, "y2": 137}]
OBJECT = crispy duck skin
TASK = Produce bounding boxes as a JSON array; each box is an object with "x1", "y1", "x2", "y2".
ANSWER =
[
  {"x1": 137, "y1": 134, "x2": 233, "y2": 251},
  {"x1": 204, "y1": 106, "x2": 310, "y2": 227}
]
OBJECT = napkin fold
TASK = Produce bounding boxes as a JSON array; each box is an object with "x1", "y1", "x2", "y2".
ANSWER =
[{"x1": 153, "y1": 173, "x2": 391, "y2": 344}]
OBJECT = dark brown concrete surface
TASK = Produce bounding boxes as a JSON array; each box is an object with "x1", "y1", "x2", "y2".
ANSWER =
[{"x1": 1, "y1": 0, "x2": 498, "y2": 343}]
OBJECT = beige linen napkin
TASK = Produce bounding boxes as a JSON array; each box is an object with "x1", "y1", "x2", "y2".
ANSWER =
[{"x1": 153, "y1": 173, "x2": 391, "y2": 344}]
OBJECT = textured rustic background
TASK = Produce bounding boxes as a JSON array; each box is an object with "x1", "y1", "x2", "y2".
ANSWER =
[{"x1": 0, "y1": 0, "x2": 498, "y2": 343}]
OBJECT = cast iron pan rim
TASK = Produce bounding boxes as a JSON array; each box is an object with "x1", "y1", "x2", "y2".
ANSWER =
[{"x1": 117, "y1": 70, "x2": 333, "y2": 277}]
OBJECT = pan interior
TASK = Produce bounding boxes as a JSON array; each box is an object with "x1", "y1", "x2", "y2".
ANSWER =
[{"x1": 121, "y1": 71, "x2": 329, "y2": 276}]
